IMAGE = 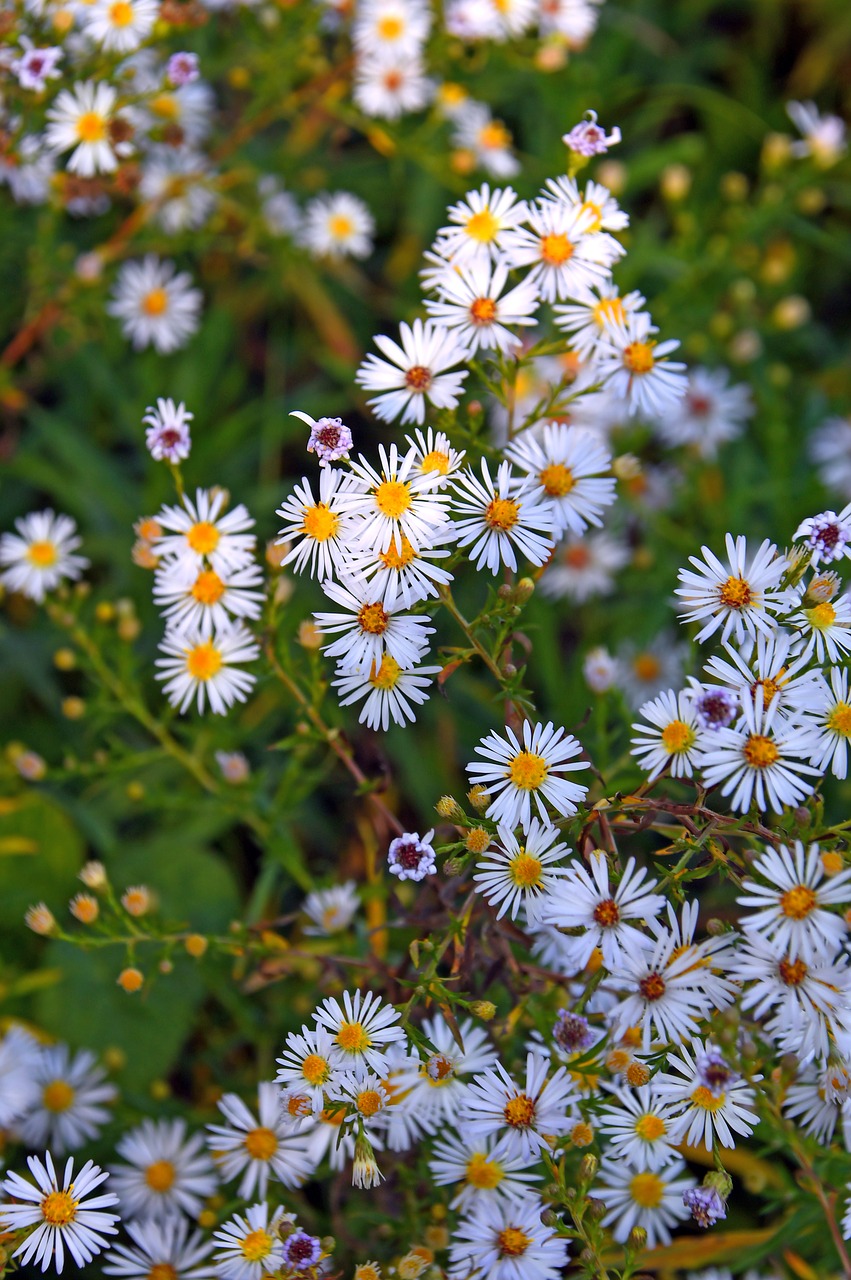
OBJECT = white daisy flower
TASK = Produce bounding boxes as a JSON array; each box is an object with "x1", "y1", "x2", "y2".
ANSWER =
[
  {"x1": 460, "y1": 1051, "x2": 576, "y2": 1161},
  {"x1": 0, "y1": 509, "x2": 88, "y2": 602},
  {"x1": 155, "y1": 622, "x2": 259, "y2": 715},
  {"x1": 435, "y1": 184, "x2": 529, "y2": 267},
  {"x1": 788, "y1": 592, "x2": 851, "y2": 663},
  {"x1": 595, "y1": 1158, "x2": 694, "y2": 1249},
  {"x1": 787, "y1": 100, "x2": 847, "y2": 167},
  {"x1": 83, "y1": 0, "x2": 159, "y2": 52},
  {"x1": 598, "y1": 1085, "x2": 680, "y2": 1171},
  {"x1": 355, "y1": 319, "x2": 470, "y2": 425},
  {"x1": 701, "y1": 630, "x2": 818, "y2": 722},
  {"x1": 466, "y1": 719, "x2": 588, "y2": 831},
  {"x1": 472, "y1": 819, "x2": 572, "y2": 923},
  {"x1": 352, "y1": 0, "x2": 431, "y2": 56},
  {"x1": 425, "y1": 258, "x2": 539, "y2": 353},
  {"x1": 0, "y1": 1025, "x2": 41, "y2": 1126},
  {"x1": 314, "y1": 575, "x2": 433, "y2": 674},
  {"x1": 207, "y1": 1082, "x2": 313, "y2": 1199},
  {"x1": 405, "y1": 427, "x2": 466, "y2": 487},
  {"x1": 655, "y1": 1038, "x2": 760, "y2": 1150},
  {"x1": 541, "y1": 851, "x2": 665, "y2": 970},
  {"x1": 553, "y1": 283, "x2": 646, "y2": 358},
  {"x1": 154, "y1": 488, "x2": 256, "y2": 577},
  {"x1": 327, "y1": 1069, "x2": 390, "y2": 1128},
  {"x1": 616, "y1": 631, "x2": 687, "y2": 710},
  {"x1": 805, "y1": 666, "x2": 851, "y2": 779},
  {"x1": 450, "y1": 459, "x2": 555, "y2": 575},
  {"x1": 675, "y1": 533, "x2": 791, "y2": 645},
  {"x1": 139, "y1": 148, "x2": 216, "y2": 235},
  {"x1": 699, "y1": 690, "x2": 819, "y2": 814},
  {"x1": 345, "y1": 531, "x2": 454, "y2": 609},
  {"x1": 538, "y1": 531, "x2": 629, "y2": 603},
  {"x1": 429, "y1": 1131, "x2": 541, "y2": 1211},
  {"x1": 631, "y1": 688, "x2": 707, "y2": 782},
  {"x1": 783, "y1": 1062, "x2": 851, "y2": 1144},
  {"x1": 341, "y1": 443, "x2": 451, "y2": 556},
  {"x1": 275, "y1": 468, "x2": 358, "y2": 580},
  {"x1": 153, "y1": 560, "x2": 265, "y2": 635},
  {"x1": 301, "y1": 192, "x2": 375, "y2": 260},
  {"x1": 45, "y1": 81, "x2": 120, "y2": 175},
  {"x1": 653, "y1": 366, "x2": 754, "y2": 458},
  {"x1": 539, "y1": 0, "x2": 601, "y2": 41},
  {"x1": 213, "y1": 1202, "x2": 285, "y2": 1280},
  {"x1": 451, "y1": 104, "x2": 520, "y2": 179},
  {"x1": 333, "y1": 656, "x2": 441, "y2": 731},
  {"x1": 143, "y1": 398, "x2": 193, "y2": 464},
  {"x1": 108, "y1": 256, "x2": 202, "y2": 354},
  {"x1": 737, "y1": 841, "x2": 851, "y2": 964},
  {"x1": 353, "y1": 51, "x2": 434, "y2": 120},
  {"x1": 1, "y1": 1151, "x2": 119, "y2": 1273},
  {"x1": 447, "y1": 1196, "x2": 570, "y2": 1280},
  {"x1": 110, "y1": 1118, "x2": 217, "y2": 1221},
  {"x1": 301, "y1": 882, "x2": 359, "y2": 935},
  {"x1": 102, "y1": 1216, "x2": 217, "y2": 1279},
  {"x1": 313, "y1": 989, "x2": 406, "y2": 1076},
  {"x1": 505, "y1": 423, "x2": 615, "y2": 538},
  {"x1": 500, "y1": 199, "x2": 618, "y2": 303},
  {"x1": 275, "y1": 1025, "x2": 340, "y2": 1110},
  {"x1": 595, "y1": 312, "x2": 687, "y2": 417},
  {"x1": 17, "y1": 1044, "x2": 116, "y2": 1155}
]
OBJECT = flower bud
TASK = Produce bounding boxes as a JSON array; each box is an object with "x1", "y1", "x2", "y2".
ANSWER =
[
  {"x1": 469, "y1": 1001, "x2": 496, "y2": 1021},
  {"x1": 435, "y1": 795, "x2": 463, "y2": 820}
]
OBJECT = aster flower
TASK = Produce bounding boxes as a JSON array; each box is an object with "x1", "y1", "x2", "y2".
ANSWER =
[
  {"x1": 110, "y1": 1118, "x2": 217, "y2": 1221},
  {"x1": 301, "y1": 882, "x2": 359, "y2": 935},
  {"x1": 108, "y1": 257, "x2": 202, "y2": 354},
  {"x1": 562, "y1": 110, "x2": 621, "y2": 156},
  {"x1": 653, "y1": 366, "x2": 753, "y2": 458},
  {"x1": 596, "y1": 312, "x2": 687, "y2": 417},
  {"x1": 631, "y1": 688, "x2": 707, "y2": 781},
  {"x1": 429, "y1": 1131, "x2": 541, "y2": 1211},
  {"x1": 466, "y1": 720, "x2": 588, "y2": 831},
  {"x1": 737, "y1": 841, "x2": 851, "y2": 964},
  {"x1": 542, "y1": 851, "x2": 665, "y2": 970},
  {"x1": 0, "y1": 509, "x2": 88, "y2": 602},
  {"x1": 654, "y1": 1039, "x2": 760, "y2": 1148},
  {"x1": 387, "y1": 1015, "x2": 497, "y2": 1141},
  {"x1": 804, "y1": 665, "x2": 851, "y2": 779},
  {"x1": 167, "y1": 52, "x2": 200, "y2": 86},
  {"x1": 460, "y1": 1052, "x2": 576, "y2": 1161},
  {"x1": 143, "y1": 398, "x2": 193, "y2": 464},
  {"x1": 153, "y1": 560, "x2": 264, "y2": 636},
  {"x1": 291, "y1": 411, "x2": 354, "y2": 467},
  {"x1": 553, "y1": 283, "x2": 646, "y2": 359},
  {"x1": 301, "y1": 192, "x2": 375, "y2": 260},
  {"x1": 598, "y1": 1086, "x2": 680, "y2": 1171},
  {"x1": 282, "y1": 1230, "x2": 322, "y2": 1272},
  {"x1": 275, "y1": 1025, "x2": 340, "y2": 1110},
  {"x1": 539, "y1": 532, "x2": 629, "y2": 603},
  {"x1": 450, "y1": 459, "x2": 555, "y2": 575},
  {"x1": 675, "y1": 533, "x2": 791, "y2": 645},
  {"x1": 425, "y1": 258, "x2": 539, "y2": 353},
  {"x1": 505, "y1": 423, "x2": 615, "y2": 538},
  {"x1": 352, "y1": 0, "x2": 432, "y2": 56},
  {"x1": 355, "y1": 319, "x2": 470, "y2": 425},
  {"x1": 787, "y1": 592, "x2": 851, "y2": 663},
  {"x1": 11, "y1": 41, "x2": 63, "y2": 91},
  {"x1": 83, "y1": 0, "x2": 159, "y2": 51},
  {"x1": 1, "y1": 1151, "x2": 119, "y2": 1274},
  {"x1": 155, "y1": 622, "x2": 259, "y2": 715},
  {"x1": 451, "y1": 104, "x2": 520, "y2": 179},
  {"x1": 207, "y1": 1082, "x2": 314, "y2": 1199},
  {"x1": 213, "y1": 1202, "x2": 285, "y2": 1280},
  {"x1": 701, "y1": 630, "x2": 818, "y2": 721},
  {"x1": 340, "y1": 443, "x2": 451, "y2": 557},
  {"x1": 683, "y1": 1183, "x2": 727, "y2": 1229},
  {"x1": 45, "y1": 81, "x2": 121, "y2": 175},
  {"x1": 275, "y1": 468, "x2": 358, "y2": 580},
  {"x1": 795, "y1": 507, "x2": 851, "y2": 565},
  {"x1": 102, "y1": 1217, "x2": 217, "y2": 1278},
  {"x1": 595, "y1": 1158, "x2": 694, "y2": 1249},
  {"x1": 500, "y1": 199, "x2": 618, "y2": 303},
  {"x1": 787, "y1": 100, "x2": 847, "y2": 167},
  {"x1": 354, "y1": 51, "x2": 434, "y2": 120},
  {"x1": 154, "y1": 488, "x2": 256, "y2": 577},
  {"x1": 472, "y1": 820, "x2": 572, "y2": 923},
  {"x1": 447, "y1": 1196, "x2": 570, "y2": 1280},
  {"x1": 387, "y1": 829, "x2": 437, "y2": 881},
  {"x1": 314, "y1": 575, "x2": 433, "y2": 674},
  {"x1": 313, "y1": 989, "x2": 406, "y2": 1076},
  {"x1": 435, "y1": 184, "x2": 529, "y2": 267},
  {"x1": 17, "y1": 1044, "x2": 116, "y2": 1155}
]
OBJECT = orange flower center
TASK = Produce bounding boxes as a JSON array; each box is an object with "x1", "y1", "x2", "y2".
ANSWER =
[
  {"x1": 779, "y1": 957, "x2": 808, "y2": 986},
  {"x1": 508, "y1": 852, "x2": 543, "y2": 889},
  {"x1": 357, "y1": 602, "x2": 389, "y2": 635},
  {"x1": 301, "y1": 1053, "x2": 331, "y2": 1086},
  {"x1": 635, "y1": 1112, "x2": 666, "y2": 1141},
  {"x1": 76, "y1": 111, "x2": 107, "y2": 143},
  {"x1": 719, "y1": 575, "x2": 752, "y2": 609},
  {"x1": 465, "y1": 209, "x2": 499, "y2": 242},
  {"x1": 26, "y1": 539, "x2": 59, "y2": 567},
  {"x1": 144, "y1": 1159, "x2": 176, "y2": 1192},
  {"x1": 374, "y1": 480, "x2": 412, "y2": 518},
  {"x1": 497, "y1": 1227, "x2": 531, "y2": 1257},
  {"x1": 302, "y1": 503, "x2": 339, "y2": 542},
  {"x1": 632, "y1": 653, "x2": 660, "y2": 682},
  {"x1": 470, "y1": 297, "x2": 498, "y2": 324},
  {"x1": 539, "y1": 462, "x2": 575, "y2": 497},
  {"x1": 485, "y1": 497, "x2": 520, "y2": 531},
  {"x1": 507, "y1": 750, "x2": 548, "y2": 790},
  {"x1": 691, "y1": 1085, "x2": 726, "y2": 1112},
  {"x1": 40, "y1": 1190, "x2": 78, "y2": 1226},
  {"x1": 42, "y1": 1080, "x2": 76, "y2": 1112},
  {"x1": 405, "y1": 365, "x2": 432, "y2": 391},
  {"x1": 329, "y1": 214, "x2": 354, "y2": 239},
  {"x1": 828, "y1": 702, "x2": 851, "y2": 737},
  {"x1": 540, "y1": 232, "x2": 574, "y2": 265},
  {"x1": 780, "y1": 884, "x2": 818, "y2": 919},
  {"x1": 356, "y1": 1089, "x2": 384, "y2": 1117},
  {"x1": 743, "y1": 734, "x2": 779, "y2": 769},
  {"x1": 661, "y1": 720, "x2": 695, "y2": 754},
  {"x1": 420, "y1": 449, "x2": 451, "y2": 475},
  {"x1": 109, "y1": 0, "x2": 134, "y2": 25},
  {"x1": 465, "y1": 1151, "x2": 504, "y2": 1189},
  {"x1": 186, "y1": 641, "x2": 223, "y2": 682},
  {"x1": 622, "y1": 341, "x2": 655, "y2": 375},
  {"x1": 191, "y1": 569, "x2": 226, "y2": 605},
  {"x1": 244, "y1": 1126, "x2": 278, "y2": 1161},
  {"x1": 503, "y1": 1094, "x2": 536, "y2": 1128},
  {"x1": 141, "y1": 287, "x2": 169, "y2": 317},
  {"x1": 186, "y1": 520, "x2": 220, "y2": 554},
  {"x1": 639, "y1": 971, "x2": 666, "y2": 1002},
  {"x1": 336, "y1": 1020, "x2": 370, "y2": 1053},
  {"x1": 593, "y1": 897, "x2": 620, "y2": 927},
  {"x1": 379, "y1": 535, "x2": 417, "y2": 569}
]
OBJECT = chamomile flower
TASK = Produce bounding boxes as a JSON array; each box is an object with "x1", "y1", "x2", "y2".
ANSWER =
[
  {"x1": 505, "y1": 423, "x2": 615, "y2": 538},
  {"x1": 461, "y1": 1052, "x2": 576, "y2": 1161},
  {"x1": 143, "y1": 398, "x2": 193, "y2": 464},
  {"x1": 155, "y1": 623, "x2": 259, "y2": 715},
  {"x1": 472, "y1": 820, "x2": 572, "y2": 923},
  {"x1": 553, "y1": 283, "x2": 646, "y2": 358},
  {"x1": 275, "y1": 469, "x2": 357, "y2": 580},
  {"x1": 275, "y1": 1025, "x2": 340, "y2": 1110},
  {"x1": 341, "y1": 443, "x2": 451, "y2": 556},
  {"x1": 447, "y1": 1196, "x2": 570, "y2": 1280},
  {"x1": 327, "y1": 1070, "x2": 390, "y2": 1128},
  {"x1": 301, "y1": 192, "x2": 375, "y2": 260},
  {"x1": 698, "y1": 690, "x2": 819, "y2": 814},
  {"x1": 313, "y1": 989, "x2": 406, "y2": 1076},
  {"x1": 353, "y1": 52, "x2": 434, "y2": 120},
  {"x1": 102, "y1": 1217, "x2": 217, "y2": 1279},
  {"x1": 154, "y1": 489, "x2": 256, "y2": 577},
  {"x1": 654, "y1": 366, "x2": 754, "y2": 457},
  {"x1": 17, "y1": 1044, "x2": 117, "y2": 1155},
  {"x1": 45, "y1": 81, "x2": 120, "y2": 176},
  {"x1": 425, "y1": 259, "x2": 539, "y2": 353},
  {"x1": 108, "y1": 257, "x2": 202, "y2": 354},
  {"x1": 466, "y1": 719, "x2": 588, "y2": 831},
  {"x1": 654, "y1": 1039, "x2": 759, "y2": 1149},
  {"x1": 596, "y1": 312, "x2": 687, "y2": 417},
  {"x1": 501, "y1": 199, "x2": 617, "y2": 303},
  {"x1": 314, "y1": 576, "x2": 433, "y2": 674},
  {"x1": 301, "y1": 883, "x2": 359, "y2": 935},
  {"x1": 542, "y1": 851, "x2": 665, "y2": 970},
  {"x1": 110, "y1": 1118, "x2": 218, "y2": 1221},
  {"x1": 631, "y1": 688, "x2": 706, "y2": 782},
  {"x1": 450, "y1": 459, "x2": 555, "y2": 574},
  {"x1": 207, "y1": 1082, "x2": 313, "y2": 1199},
  {"x1": 788, "y1": 592, "x2": 851, "y2": 662},
  {"x1": 0, "y1": 509, "x2": 88, "y2": 602},
  {"x1": 213, "y1": 1202, "x2": 285, "y2": 1280},
  {"x1": 356, "y1": 319, "x2": 470, "y2": 425},
  {"x1": 429, "y1": 1131, "x2": 541, "y2": 1210},
  {"x1": 598, "y1": 1086, "x2": 680, "y2": 1171},
  {"x1": 595, "y1": 1158, "x2": 694, "y2": 1248},
  {"x1": 538, "y1": 532, "x2": 629, "y2": 603},
  {"x1": 83, "y1": 0, "x2": 159, "y2": 52},
  {"x1": 352, "y1": 0, "x2": 431, "y2": 56},
  {"x1": 737, "y1": 841, "x2": 851, "y2": 964},
  {"x1": 1, "y1": 1151, "x2": 119, "y2": 1274},
  {"x1": 539, "y1": 0, "x2": 602, "y2": 41},
  {"x1": 675, "y1": 533, "x2": 791, "y2": 645},
  {"x1": 153, "y1": 561, "x2": 265, "y2": 635},
  {"x1": 435, "y1": 184, "x2": 529, "y2": 267}
]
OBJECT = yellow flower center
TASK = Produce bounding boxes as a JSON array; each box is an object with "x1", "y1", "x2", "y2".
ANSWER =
[
  {"x1": 635, "y1": 1112, "x2": 666, "y2": 1141},
  {"x1": 377, "y1": 13, "x2": 403, "y2": 38},
  {"x1": 336, "y1": 1020, "x2": 370, "y2": 1053},
  {"x1": 780, "y1": 884, "x2": 818, "y2": 919},
  {"x1": 42, "y1": 1080, "x2": 76, "y2": 1112},
  {"x1": 243, "y1": 1126, "x2": 278, "y2": 1161},
  {"x1": 369, "y1": 655, "x2": 402, "y2": 690},
  {"x1": 108, "y1": 0, "x2": 134, "y2": 25},
  {"x1": 539, "y1": 463, "x2": 575, "y2": 497},
  {"x1": 592, "y1": 297, "x2": 625, "y2": 328},
  {"x1": 719, "y1": 575, "x2": 753, "y2": 609},
  {"x1": 191, "y1": 569, "x2": 226, "y2": 605},
  {"x1": 661, "y1": 720, "x2": 696, "y2": 754},
  {"x1": 743, "y1": 733, "x2": 779, "y2": 769},
  {"x1": 76, "y1": 111, "x2": 107, "y2": 143},
  {"x1": 497, "y1": 1227, "x2": 531, "y2": 1257},
  {"x1": 420, "y1": 449, "x2": 451, "y2": 475},
  {"x1": 540, "y1": 232, "x2": 574, "y2": 265},
  {"x1": 301, "y1": 1053, "x2": 331, "y2": 1086},
  {"x1": 40, "y1": 1189, "x2": 78, "y2": 1226},
  {"x1": 405, "y1": 364, "x2": 432, "y2": 391},
  {"x1": 144, "y1": 1159, "x2": 176, "y2": 1192},
  {"x1": 186, "y1": 520, "x2": 220, "y2": 554},
  {"x1": 503, "y1": 1094, "x2": 536, "y2": 1128},
  {"x1": 357, "y1": 602, "x2": 389, "y2": 635},
  {"x1": 629, "y1": 1171, "x2": 664, "y2": 1208},
  {"x1": 302, "y1": 503, "x2": 339, "y2": 542},
  {"x1": 808, "y1": 601, "x2": 837, "y2": 629},
  {"x1": 593, "y1": 897, "x2": 620, "y2": 927},
  {"x1": 356, "y1": 1089, "x2": 384, "y2": 1117},
  {"x1": 465, "y1": 209, "x2": 499, "y2": 242},
  {"x1": 690, "y1": 1085, "x2": 726, "y2": 1112},
  {"x1": 485, "y1": 497, "x2": 520, "y2": 531},
  {"x1": 828, "y1": 702, "x2": 851, "y2": 737},
  {"x1": 622, "y1": 342, "x2": 656, "y2": 375},
  {"x1": 186, "y1": 641, "x2": 223, "y2": 682},
  {"x1": 240, "y1": 1229, "x2": 273, "y2": 1262},
  {"x1": 374, "y1": 480, "x2": 412, "y2": 518},
  {"x1": 779, "y1": 957, "x2": 808, "y2": 986},
  {"x1": 507, "y1": 750, "x2": 548, "y2": 791},
  {"x1": 149, "y1": 1265, "x2": 179, "y2": 1280},
  {"x1": 329, "y1": 214, "x2": 354, "y2": 239},
  {"x1": 379, "y1": 535, "x2": 417, "y2": 569},
  {"x1": 26, "y1": 539, "x2": 59, "y2": 567},
  {"x1": 141, "y1": 287, "x2": 169, "y2": 317},
  {"x1": 508, "y1": 851, "x2": 543, "y2": 889},
  {"x1": 150, "y1": 93, "x2": 179, "y2": 120},
  {"x1": 479, "y1": 121, "x2": 511, "y2": 150},
  {"x1": 632, "y1": 653, "x2": 660, "y2": 682},
  {"x1": 465, "y1": 1151, "x2": 504, "y2": 1189},
  {"x1": 470, "y1": 297, "x2": 498, "y2": 324},
  {"x1": 579, "y1": 199, "x2": 603, "y2": 232}
]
